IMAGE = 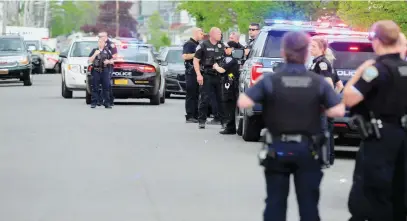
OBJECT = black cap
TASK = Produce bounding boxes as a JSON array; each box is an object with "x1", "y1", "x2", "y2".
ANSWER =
[{"x1": 224, "y1": 41, "x2": 240, "y2": 48}]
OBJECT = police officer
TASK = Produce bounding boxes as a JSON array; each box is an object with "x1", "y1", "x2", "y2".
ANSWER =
[
  {"x1": 194, "y1": 27, "x2": 225, "y2": 129},
  {"x1": 98, "y1": 31, "x2": 118, "y2": 106},
  {"x1": 309, "y1": 38, "x2": 336, "y2": 165},
  {"x1": 213, "y1": 41, "x2": 240, "y2": 134},
  {"x1": 244, "y1": 23, "x2": 260, "y2": 57},
  {"x1": 88, "y1": 38, "x2": 114, "y2": 108},
  {"x1": 343, "y1": 20, "x2": 407, "y2": 221},
  {"x1": 182, "y1": 27, "x2": 204, "y2": 123},
  {"x1": 237, "y1": 31, "x2": 345, "y2": 221},
  {"x1": 228, "y1": 32, "x2": 244, "y2": 49}
]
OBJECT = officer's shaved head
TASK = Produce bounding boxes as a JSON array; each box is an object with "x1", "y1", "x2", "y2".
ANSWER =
[
  {"x1": 281, "y1": 31, "x2": 310, "y2": 64},
  {"x1": 369, "y1": 20, "x2": 400, "y2": 46},
  {"x1": 209, "y1": 27, "x2": 222, "y2": 42},
  {"x1": 192, "y1": 27, "x2": 204, "y2": 41}
]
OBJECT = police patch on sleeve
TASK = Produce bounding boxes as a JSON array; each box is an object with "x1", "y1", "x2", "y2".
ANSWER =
[
  {"x1": 362, "y1": 66, "x2": 379, "y2": 82},
  {"x1": 225, "y1": 57, "x2": 232, "y2": 64},
  {"x1": 319, "y1": 62, "x2": 328, "y2": 71}
]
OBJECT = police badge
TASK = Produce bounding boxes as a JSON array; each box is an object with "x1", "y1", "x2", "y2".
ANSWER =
[{"x1": 217, "y1": 44, "x2": 222, "y2": 48}]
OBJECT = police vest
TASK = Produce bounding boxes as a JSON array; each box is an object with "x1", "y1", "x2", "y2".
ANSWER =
[
  {"x1": 201, "y1": 40, "x2": 224, "y2": 67},
  {"x1": 93, "y1": 49, "x2": 110, "y2": 69},
  {"x1": 369, "y1": 58, "x2": 407, "y2": 122},
  {"x1": 263, "y1": 71, "x2": 322, "y2": 135}
]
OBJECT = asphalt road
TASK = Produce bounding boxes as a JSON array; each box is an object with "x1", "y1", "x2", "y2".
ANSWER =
[{"x1": 0, "y1": 74, "x2": 359, "y2": 221}]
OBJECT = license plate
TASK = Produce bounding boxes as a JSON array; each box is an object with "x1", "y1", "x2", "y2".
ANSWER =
[
  {"x1": 135, "y1": 80, "x2": 149, "y2": 84},
  {"x1": 0, "y1": 69, "x2": 8, "y2": 75},
  {"x1": 114, "y1": 79, "x2": 128, "y2": 85}
]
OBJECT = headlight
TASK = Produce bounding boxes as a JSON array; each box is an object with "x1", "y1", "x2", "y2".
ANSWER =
[
  {"x1": 68, "y1": 64, "x2": 81, "y2": 73},
  {"x1": 18, "y1": 56, "x2": 29, "y2": 65}
]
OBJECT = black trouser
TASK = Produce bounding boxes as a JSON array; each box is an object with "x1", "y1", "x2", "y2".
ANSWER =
[
  {"x1": 91, "y1": 69, "x2": 110, "y2": 106},
  {"x1": 348, "y1": 124, "x2": 407, "y2": 221},
  {"x1": 198, "y1": 73, "x2": 223, "y2": 123},
  {"x1": 327, "y1": 118, "x2": 335, "y2": 164},
  {"x1": 221, "y1": 78, "x2": 238, "y2": 131},
  {"x1": 185, "y1": 70, "x2": 199, "y2": 119}
]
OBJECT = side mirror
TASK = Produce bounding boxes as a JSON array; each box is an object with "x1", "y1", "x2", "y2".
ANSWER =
[
  {"x1": 59, "y1": 53, "x2": 67, "y2": 58},
  {"x1": 27, "y1": 45, "x2": 36, "y2": 51},
  {"x1": 232, "y1": 48, "x2": 244, "y2": 59}
]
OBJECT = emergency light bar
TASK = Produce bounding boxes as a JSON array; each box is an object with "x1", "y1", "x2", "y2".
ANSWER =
[{"x1": 264, "y1": 19, "x2": 312, "y2": 27}]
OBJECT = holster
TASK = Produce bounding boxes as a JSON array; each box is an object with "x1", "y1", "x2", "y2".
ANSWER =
[
  {"x1": 311, "y1": 132, "x2": 330, "y2": 168},
  {"x1": 350, "y1": 113, "x2": 381, "y2": 139}
]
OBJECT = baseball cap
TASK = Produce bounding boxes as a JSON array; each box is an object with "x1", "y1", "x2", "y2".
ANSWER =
[{"x1": 368, "y1": 20, "x2": 400, "y2": 45}]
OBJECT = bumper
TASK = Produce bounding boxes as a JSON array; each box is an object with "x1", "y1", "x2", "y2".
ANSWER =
[
  {"x1": 333, "y1": 117, "x2": 360, "y2": 139},
  {"x1": 165, "y1": 77, "x2": 186, "y2": 95},
  {"x1": 0, "y1": 65, "x2": 31, "y2": 79},
  {"x1": 65, "y1": 70, "x2": 86, "y2": 90}
]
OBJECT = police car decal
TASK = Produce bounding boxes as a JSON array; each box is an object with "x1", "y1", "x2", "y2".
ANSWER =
[
  {"x1": 319, "y1": 62, "x2": 328, "y2": 71},
  {"x1": 362, "y1": 66, "x2": 379, "y2": 82}
]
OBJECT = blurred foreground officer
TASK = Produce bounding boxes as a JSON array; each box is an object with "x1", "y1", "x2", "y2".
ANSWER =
[
  {"x1": 343, "y1": 20, "x2": 407, "y2": 221},
  {"x1": 309, "y1": 38, "x2": 338, "y2": 165},
  {"x1": 88, "y1": 38, "x2": 114, "y2": 109},
  {"x1": 213, "y1": 41, "x2": 240, "y2": 134},
  {"x1": 98, "y1": 31, "x2": 117, "y2": 106},
  {"x1": 183, "y1": 27, "x2": 204, "y2": 123},
  {"x1": 238, "y1": 31, "x2": 345, "y2": 221},
  {"x1": 194, "y1": 27, "x2": 225, "y2": 129}
]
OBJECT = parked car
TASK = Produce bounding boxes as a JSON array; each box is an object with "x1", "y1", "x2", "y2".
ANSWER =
[
  {"x1": 0, "y1": 35, "x2": 33, "y2": 86},
  {"x1": 157, "y1": 46, "x2": 186, "y2": 97}
]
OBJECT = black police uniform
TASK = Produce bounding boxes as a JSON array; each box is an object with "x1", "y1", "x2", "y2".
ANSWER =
[
  {"x1": 310, "y1": 55, "x2": 335, "y2": 165},
  {"x1": 195, "y1": 40, "x2": 225, "y2": 127},
  {"x1": 105, "y1": 39, "x2": 117, "y2": 105},
  {"x1": 183, "y1": 37, "x2": 200, "y2": 122},
  {"x1": 245, "y1": 63, "x2": 341, "y2": 221},
  {"x1": 219, "y1": 53, "x2": 240, "y2": 134},
  {"x1": 347, "y1": 53, "x2": 407, "y2": 221},
  {"x1": 89, "y1": 47, "x2": 112, "y2": 108}
]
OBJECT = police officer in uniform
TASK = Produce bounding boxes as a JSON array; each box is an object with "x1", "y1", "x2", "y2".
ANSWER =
[
  {"x1": 182, "y1": 27, "x2": 204, "y2": 123},
  {"x1": 98, "y1": 31, "x2": 117, "y2": 106},
  {"x1": 238, "y1": 31, "x2": 345, "y2": 221},
  {"x1": 213, "y1": 41, "x2": 240, "y2": 134},
  {"x1": 343, "y1": 20, "x2": 407, "y2": 221},
  {"x1": 244, "y1": 23, "x2": 260, "y2": 58},
  {"x1": 309, "y1": 38, "x2": 336, "y2": 165},
  {"x1": 88, "y1": 38, "x2": 114, "y2": 108},
  {"x1": 194, "y1": 27, "x2": 225, "y2": 129}
]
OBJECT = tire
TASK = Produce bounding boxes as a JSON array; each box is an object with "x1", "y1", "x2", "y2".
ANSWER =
[
  {"x1": 150, "y1": 90, "x2": 160, "y2": 105},
  {"x1": 85, "y1": 90, "x2": 91, "y2": 104},
  {"x1": 61, "y1": 80, "x2": 73, "y2": 98},
  {"x1": 23, "y1": 70, "x2": 33, "y2": 86},
  {"x1": 165, "y1": 92, "x2": 171, "y2": 98},
  {"x1": 242, "y1": 113, "x2": 262, "y2": 142},
  {"x1": 36, "y1": 62, "x2": 45, "y2": 74},
  {"x1": 236, "y1": 107, "x2": 243, "y2": 136},
  {"x1": 160, "y1": 92, "x2": 166, "y2": 104},
  {"x1": 54, "y1": 63, "x2": 61, "y2": 74}
]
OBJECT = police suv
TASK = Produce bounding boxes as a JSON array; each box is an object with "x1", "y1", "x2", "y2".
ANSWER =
[{"x1": 237, "y1": 19, "x2": 372, "y2": 143}]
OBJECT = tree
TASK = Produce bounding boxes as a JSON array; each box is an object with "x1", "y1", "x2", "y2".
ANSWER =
[
  {"x1": 50, "y1": 1, "x2": 99, "y2": 37},
  {"x1": 146, "y1": 11, "x2": 171, "y2": 49},
  {"x1": 337, "y1": 1, "x2": 407, "y2": 33},
  {"x1": 80, "y1": 1, "x2": 138, "y2": 37}
]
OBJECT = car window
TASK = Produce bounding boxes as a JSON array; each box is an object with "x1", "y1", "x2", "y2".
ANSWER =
[
  {"x1": 330, "y1": 42, "x2": 376, "y2": 69},
  {"x1": 43, "y1": 45, "x2": 53, "y2": 52},
  {"x1": 70, "y1": 41, "x2": 97, "y2": 57},
  {"x1": 0, "y1": 38, "x2": 24, "y2": 51},
  {"x1": 25, "y1": 41, "x2": 39, "y2": 50},
  {"x1": 117, "y1": 47, "x2": 149, "y2": 62},
  {"x1": 262, "y1": 31, "x2": 285, "y2": 58},
  {"x1": 249, "y1": 31, "x2": 267, "y2": 58},
  {"x1": 165, "y1": 49, "x2": 183, "y2": 64}
]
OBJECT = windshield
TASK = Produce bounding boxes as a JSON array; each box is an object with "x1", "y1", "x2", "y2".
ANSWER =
[
  {"x1": 0, "y1": 38, "x2": 24, "y2": 51},
  {"x1": 263, "y1": 31, "x2": 284, "y2": 58},
  {"x1": 70, "y1": 41, "x2": 97, "y2": 57},
  {"x1": 166, "y1": 49, "x2": 183, "y2": 63},
  {"x1": 117, "y1": 47, "x2": 149, "y2": 62},
  {"x1": 25, "y1": 41, "x2": 40, "y2": 50},
  {"x1": 330, "y1": 42, "x2": 376, "y2": 69}
]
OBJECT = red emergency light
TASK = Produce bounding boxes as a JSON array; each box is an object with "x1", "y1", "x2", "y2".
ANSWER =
[{"x1": 349, "y1": 46, "x2": 359, "y2": 51}]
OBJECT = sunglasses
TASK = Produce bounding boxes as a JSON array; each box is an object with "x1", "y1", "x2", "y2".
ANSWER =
[{"x1": 249, "y1": 28, "x2": 258, "y2": 31}]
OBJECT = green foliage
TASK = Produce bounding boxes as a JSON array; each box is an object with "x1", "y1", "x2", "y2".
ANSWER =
[
  {"x1": 147, "y1": 11, "x2": 171, "y2": 49},
  {"x1": 177, "y1": 1, "x2": 330, "y2": 32},
  {"x1": 337, "y1": 1, "x2": 407, "y2": 33},
  {"x1": 50, "y1": 1, "x2": 100, "y2": 37}
]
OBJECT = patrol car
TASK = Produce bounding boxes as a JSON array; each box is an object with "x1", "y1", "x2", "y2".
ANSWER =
[
  {"x1": 0, "y1": 35, "x2": 33, "y2": 86},
  {"x1": 236, "y1": 19, "x2": 370, "y2": 142},
  {"x1": 311, "y1": 34, "x2": 376, "y2": 144},
  {"x1": 25, "y1": 39, "x2": 60, "y2": 74}
]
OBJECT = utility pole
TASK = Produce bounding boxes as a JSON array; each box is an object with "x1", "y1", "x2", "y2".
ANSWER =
[
  {"x1": 116, "y1": 0, "x2": 119, "y2": 37},
  {"x1": 44, "y1": 0, "x2": 49, "y2": 28},
  {"x1": 1, "y1": 1, "x2": 8, "y2": 34}
]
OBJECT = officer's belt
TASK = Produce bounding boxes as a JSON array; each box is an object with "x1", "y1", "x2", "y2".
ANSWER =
[
  {"x1": 93, "y1": 67, "x2": 103, "y2": 72},
  {"x1": 272, "y1": 134, "x2": 311, "y2": 143},
  {"x1": 202, "y1": 68, "x2": 217, "y2": 75},
  {"x1": 379, "y1": 115, "x2": 403, "y2": 126}
]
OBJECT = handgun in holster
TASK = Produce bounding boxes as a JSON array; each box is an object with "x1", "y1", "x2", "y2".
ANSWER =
[
  {"x1": 351, "y1": 112, "x2": 381, "y2": 139},
  {"x1": 311, "y1": 133, "x2": 330, "y2": 168},
  {"x1": 258, "y1": 129, "x2": 275, "y2": 166}
]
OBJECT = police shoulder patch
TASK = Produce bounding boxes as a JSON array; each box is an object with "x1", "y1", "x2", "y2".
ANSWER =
[
  {"x1": 225, "y1": 57, "x2": 232, "y2": 63},
  {"x1": 319, "y1": 62, "x2": 328, "y2": 71},
  {"x1": 362, "y1": 66, "x2": 379, "y2": 82}
]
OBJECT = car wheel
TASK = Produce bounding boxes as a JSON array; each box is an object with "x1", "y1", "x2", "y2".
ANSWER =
[
  {"x1": 37, "y1": 62, "x2": 45, "y2": 74},
  {"x1": 23, "y1": 70, "x2": 33, "y2": 86},
  {"x1": 150, "y1": 90, "x2": 160, "y2": 105},
  {"x1": 54, "y1": 63, "x2": 61, "y2": 74},
  {"x1": 61, "y1": 79, "x2": 73, "y2": 98},
  {"x1": 165, "y1": 92, "x2": 171, "y2": 98},
  {"x1": 160, "y1": 83, "x2": 166, "y2": 104},
  {"x1": 242, "y1": 112, "x2": 262, "y2": 142},
  {"x1": 236, "y1": 107, "x2": 243, "y2": 136},
  {"x1": 85, "y1": 90, "x2": 91, "y2": 104}
]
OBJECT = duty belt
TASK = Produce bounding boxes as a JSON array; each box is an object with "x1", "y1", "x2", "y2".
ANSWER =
[
  {"x1": 93, "y1": 67, "x2": 103, "y2": 72},
  {"x1": 272, "y1": 134, "x2": 311, "y2": 143}
]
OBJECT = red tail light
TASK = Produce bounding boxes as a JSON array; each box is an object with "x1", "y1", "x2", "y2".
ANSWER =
[
  {"x1": 349, "y1": 46, "x2": 359, "y2": 51},
  {"x1": 87, "y1": 66, "x2": 92, "y2": 72},
  {"x1": 250, "y1": 62, "x2": 263, "y2": 86},
  {"x1": 334, "y1": 123, "x2": 347, "y2": 128},
  {"x1": 114, "y1": 63, "x2": 156, "y2": 73}
]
